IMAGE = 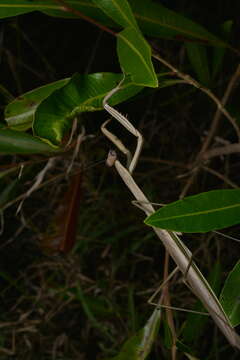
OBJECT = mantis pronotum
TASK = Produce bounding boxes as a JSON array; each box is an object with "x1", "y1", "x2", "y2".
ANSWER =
[{"x1": 101, "y1": 76, "x2": 240, "y2": 349}]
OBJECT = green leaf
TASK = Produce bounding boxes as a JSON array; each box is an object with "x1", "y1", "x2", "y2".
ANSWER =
[
  {"x1": 0, "y1": 128, "x2": 57, "y2": 154},
  {"x1": 117, "y1": 27, "x2": 158, "y2": 87},
  {"x1": 185, "y1": 42, "x2": 211, "y2": 86},
  {"x1": 33, "y1": 72, "x2": 144, "y2": 145},
  {"x1": 92, "y1": 0, "x2": 138, "y2": 29},
  {"x1": 220, "y1": 260, "x2": 240, "y2": 327},
  {"x1": 92, "y1": 0, "x2": 158, "y2": 87},
  {"x1": 0, "y1": 0, "x2": 104, "y2": 20},
  {"x1": 129, "y1": 0, "x2": 227, "y2": 47},
  {"x1": 106, "y1": 308, "x2": 161, "y2": 360},
  {"x1": 0, "y1": 0, "x2": 34, "y2": 18},
  {"x1": 144, "y1": 189, "x2": 240, "y2": 233},
  {"x1": 129, "y1": 0, "x2": 227, "y2": 46},
  {"x1": 5, "y1": 78, "x2": 69, "y2": 131},
  {"x1": 0, "y1": 0, "x2": 116, "y2": 26},
  {"x1": 0, "y1": 0, "x2": 58, "y2": 18},
  {"x1": 0, "y1": 1, "x2": 228, "y2": 48}
]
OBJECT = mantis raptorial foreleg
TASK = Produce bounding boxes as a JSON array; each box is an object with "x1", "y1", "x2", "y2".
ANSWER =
[
  {"x1": 101, "y1": 119, "x2": 132, "y2": 169},
  {"x1": 103, "y1": 79, "x2": 143, "y2": 174},
  {"x1": 101, "y1": 78, "x2": 240, "y2": 349}
]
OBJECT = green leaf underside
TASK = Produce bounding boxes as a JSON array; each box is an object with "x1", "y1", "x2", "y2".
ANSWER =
[
  {"x1": 5, "y1": 78, "x2": 69, "y2": 130},
  {"x1": 118, "y1": 27, "x2": 158, "y2": 87},
  {"x1": 33, "y1": 72, "x2": 144, "y2": 145},
  {"x1": 220, "y1": 260, "x2": 240, "y2": 327},
  {"x1": 5, "y1": 72, "x2": 177, "y2": 148},
  {"x1": 108, "y1": 308, "x2": 161, "y2": 360},
  {"x1": 92, "y1": 0, "x2": 138, "y2": 30},
  {"x1": 145, "y1": 189, "x2": 240, "y2": 233},
  {"x1": 0, "y1": 1, "x2": 227, "y2": 48},
  {"x1": 0, "y1": 128, "x2": 57, "y2": 154}
]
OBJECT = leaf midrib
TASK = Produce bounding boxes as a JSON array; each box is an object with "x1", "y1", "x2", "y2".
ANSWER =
[{"x1": 149, "y1": 202, "x2": 240, "y2": 223}]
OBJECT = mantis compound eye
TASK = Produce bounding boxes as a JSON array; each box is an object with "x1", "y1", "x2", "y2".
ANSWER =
[{"x1": 106, "y1": 149, "x2": 117, "y2": 167}]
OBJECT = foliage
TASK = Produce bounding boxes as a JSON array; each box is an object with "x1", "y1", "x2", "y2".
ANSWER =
[
  {"x1": 0, "y1": 0, "x2": 240, "y2": 359},
  {"x1": 145, "y1": 189, "x2": 240, "y2": 233}
]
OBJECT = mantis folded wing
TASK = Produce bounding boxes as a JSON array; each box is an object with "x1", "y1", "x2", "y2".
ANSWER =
[{"x1": 101, "y1": 78, "x2": 240, "y2": 349}]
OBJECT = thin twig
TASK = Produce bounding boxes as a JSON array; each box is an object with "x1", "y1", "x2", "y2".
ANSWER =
[
  {"x1": 52, "y1": 0, "x2": 116, "y2": 37},
  {"x1": 202, "y1": 165, "x2": 239, "y2": 189},
  {"x1": 153, "y1": 53, "x2": 240, "y2": 199},
  {"x1": 152, "y1": 52, "x2": 240, "y2": 142},
  {"x1": 103, "y1": 76, "x2": 143, "y2": 174},
  {"x1": 199, "y1": 64, "x2": 240, "y2": 156},
  {"x1": 2, "y1": 159, "x2": 105, "y2": 212},
  {"x1": 16, "y1": 157, "x2": 56, "y2": 214},
  {"x1": 203, "y1": 143, "x2": 240, "y2": 159},
  {"x1": 152, "y1": 52, "x2": 240, "y2": 197}
]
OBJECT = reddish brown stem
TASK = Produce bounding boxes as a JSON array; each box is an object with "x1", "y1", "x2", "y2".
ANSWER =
[{"x1": 52, "y1": 0, "x2": 116, "y2": 37}]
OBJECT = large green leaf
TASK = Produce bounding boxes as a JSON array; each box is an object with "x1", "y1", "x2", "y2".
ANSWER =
[
  {"x1": 0, "y1": 0, "x2": 50, "y2": 18},
  {"x1": 5, "y1": 78, "x2": 69, "y2": 131},
  {"x1": 106, "y1": 309, "x2": 161, "y2": 360},
  {"x1": 92, "y1": 0, "x2": 138, "y2": 29},
  {"x1": 145, "y1": 189, "x2": 240, "y2": 233},
  {"x1": 129, "y1": 0, "x2": 227, "y2": 47},
  {"x1": 0, "y1": 1, "x2": 227, "y2": 48},
  {"x1": 92, "y1": 0, "x2": 158, "y2": 87},
  {"x1": 0, "y1": 128, "x2": 57, "y2": 154},
  {"x1": 220, "y1": 260, "x2": 240, "y2": 327},
  {"x1": 33, "y1": 72, "x2": 144, "y2": 145},
  {"x1": 117, "y1": 27, "x2": 158, "y2": 87},
  {"x1": 0, "y1": 0, "x2": 115, "y2": 24}
]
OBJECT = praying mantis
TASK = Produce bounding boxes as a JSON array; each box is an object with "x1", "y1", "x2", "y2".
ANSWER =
[{"x1": 101, "y1": 76, "x2": 240, "y2": 349}]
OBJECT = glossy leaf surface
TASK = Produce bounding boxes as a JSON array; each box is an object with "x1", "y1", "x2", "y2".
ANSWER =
[
  {"x1": 117, "y1": 27, "x2": 158, "y2": 87},
  {"x1": 92, "y1": 0, "x2": 138, "y2": 29},
  {"x1": 33, "y1": 72, "x2": 144, "y2": 145},
  {"x1": 93, "y1": 0, "x2": 158, "y2": 87},
  {"x1": 145, "y1": 189, "x2": 240, "y2": 233},
  {"x1": 5, "y1": 78, "x2": 69, "y2": 130},
  {"x1": 129, "y1": 0, "x2": 226, "y2": 47},
  {"x1": 0, "y1": 128, "x2": 57, "y2": 154},
  {"x1": 220, "y1": 260, "x2": 240, "y2": 327},
  {"x1": 0, "y1": 1, "x2": 227, "y2": 48}
]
